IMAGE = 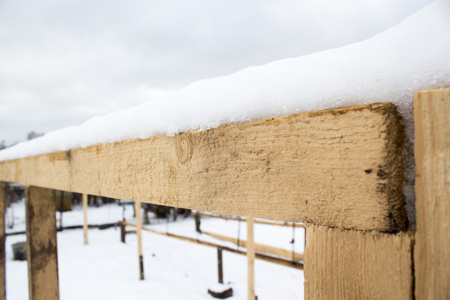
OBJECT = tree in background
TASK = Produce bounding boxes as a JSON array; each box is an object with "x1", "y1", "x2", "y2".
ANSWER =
[{"x1": 27, "y1": 131, "x2": 43, "y2": 140}]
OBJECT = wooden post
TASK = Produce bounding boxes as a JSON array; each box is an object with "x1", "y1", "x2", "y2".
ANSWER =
[
  {"x1": 26, "y1": 186, "x2": 60, "y2": 300},
  {"x1": 0, "y1": 182, "x2": 5, "y2": 300},
  {"x1": 304, "y1": 225, "x2": 414, "y2": 300},
  {"x1": 120, "y1": 222, "x2": 126, "y2": 243},
  {"x1": 82, "y1": 193, "x2": 88, "y2": 245},
  {"x1": 135, "y1": 201, "x2": 144, "y2": 280},
  {"x1": 195, "y1": 213, "x2": 201, "y2": 233},
  {"x1": 217, "y1": 248, "x2": 224, "y2": 284},
  {"x1": 414, "y1": 88, "x2": 450, "y2": 299},
  {"x1": 59, "y1": 191, "x2": 63, "y2": 231},
  {"x1": 247, "y1": 217, "x2": 255, "y2": 300}
]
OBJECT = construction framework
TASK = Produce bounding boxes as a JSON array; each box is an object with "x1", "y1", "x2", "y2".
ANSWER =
[{"x1": 0, "y1": 87, "x2": 449, "y2": 299}]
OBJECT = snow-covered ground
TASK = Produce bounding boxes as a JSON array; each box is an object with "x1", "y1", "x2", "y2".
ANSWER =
[{"x1": 5, "y1": 200, "x2": 305, "y2": 299}]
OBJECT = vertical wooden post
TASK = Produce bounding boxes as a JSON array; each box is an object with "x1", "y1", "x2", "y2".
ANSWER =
[
  {"x1": 135, "y1": 201, "x2": 144, "y2": 280},
  {"x1": 82, "y1": 193, "x2": 88, "y2": 245},
  {"x1": 195, "y1": 213, "x2": 202, "y2": 233},
  {"x1": 26, "y1": 186, "x2": 60, "y2": 300},
  {"x1": 247, "y1": 217, "x2": 255, "y2": 300},
  {"x1": 414, "y1": 88, "x2": 450, "y2": 300},
  {"x1": 217, "y1": 248, "x2": 224, "y2": 284},
  {"x1": 59, "y1": 191, "x2": 63, "y2": 231},
  {"x1": 304, "y1": 225, "x2": 414, "y2": 300},
  {"x1": 120, "y1": 222, "x2": 126, "y2": 243},
  {"x1": 0, "y1": 182, "x2": 5, "y2": 300}
]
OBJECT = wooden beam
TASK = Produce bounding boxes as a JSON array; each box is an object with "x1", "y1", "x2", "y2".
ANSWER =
[
  {"x1": 25, "y1": 186, "x2": 59, "y2": 300},
  {"x1": 0, "y1": 182, "x2": 5, "y2": 300},
  {"x1": 247, "y1": 218, "x2": 255, "y2": 300},
  {"x1": 120, "y1": 222, "x2": 303, "y2": 269},
  {"x1": 0, "y1": 103, "x2": 406, "y2": 231},
  {"x1": 414, "y1": 87, "x2": 450, "y2": 300},
  {"x1": 203, "y1": 231, "x2": 303, "y2": 261},
  {"x1": 193, "y1": 211, "x2": 305, "y2": 228},
  {"x1": 82, "y1": 193, "x2": 88, "y2": 245},
  {"x1": 304, "y1": 224, "x2": 414, "y2": 300}
]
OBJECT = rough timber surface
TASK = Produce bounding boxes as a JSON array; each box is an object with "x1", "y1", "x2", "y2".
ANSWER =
[
  {"x1": 304, "y1": 224, "x2": 414, "y2": 300},
  {"x1": 26, "y1": 186, "x2": 60, "y2": 300},
  {"x1": 0, "y1": 103, "x2": 406, "y2": 231},
  {"x1": 414, "y1": 87, "x2": 450, "y2": 300}
]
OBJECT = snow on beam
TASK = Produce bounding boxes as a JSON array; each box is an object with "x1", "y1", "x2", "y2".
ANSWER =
[{"x1": 0, "y1": 103, "x2": 406, "y2": 231}]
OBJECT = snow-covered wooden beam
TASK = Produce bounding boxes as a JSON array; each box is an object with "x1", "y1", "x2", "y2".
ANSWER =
[{"x1": 0, "y1": 102, "x2": 406, "y2": 231}]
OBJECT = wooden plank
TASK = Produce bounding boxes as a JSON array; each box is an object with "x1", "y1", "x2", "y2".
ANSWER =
[
  {"x1": 304, "y1": 225, "x2": 414, "y2": 300},
  {"x1": 0, "y1": 182, "x2": 5, "y2": 300},
  {"x1": 0, "y1": 103, "x2": 406, "y2": 231},
  {"x1": 247, "y1": 218, "x2": 255, "y2": 300},
  {"x1": 414, "y1": 87, "x2": 450, "y2": 300},
  {"x1": 134, "y1": 201, "x2": 144, "y2": 280},
  {"x1": 203, "y1": 231, "x2": 303, "y2": 261},
  {"x1": 193, "y1": 211, "x2": 305, "y2": 228},
  {"x1": 26, "y1": 186, "x2": 59, "y2": 300},
  {"x1": 121, "y1": 221, "x2": 303, "y2": 269},
  {"x1": 82, "y1": 193, "x2": 88, "y2": 245}
]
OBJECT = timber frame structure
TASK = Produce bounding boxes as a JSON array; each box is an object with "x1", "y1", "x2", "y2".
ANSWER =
[{"x1": 1, "y1": 87, "x2": 449, "y2": 299}]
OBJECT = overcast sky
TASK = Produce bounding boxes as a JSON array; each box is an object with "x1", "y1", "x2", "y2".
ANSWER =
[{"x1": 0, "y1": 0, "x2": 433, "y2": 145}]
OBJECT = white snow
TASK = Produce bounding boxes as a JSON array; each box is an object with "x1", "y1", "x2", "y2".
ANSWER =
[{"x1": 5, "y1": 200, "x2": 305, "y2": 300}]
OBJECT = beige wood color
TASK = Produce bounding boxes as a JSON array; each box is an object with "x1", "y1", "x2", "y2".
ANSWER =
[
  {"x1": 25, "y1": 186, "x2": 59, "y2": 300},
  {"x1": 203, "y1": 231, "x2": 303, "y2": 261},
  {"x1": 247, "y1": 217, "x2": 255, "y2": 300},
  {"x1": 0, "y1": 182, "x2": 5, "y2": 300},
  {"x1": 82, "y1": 193, "x2": 88, "y2": 245},
  {"x1": 135, "y1": 201, "x2": 144, "y2": 280},
  {"x1": 304, "y1": 224, "x2": 414, "y2": 300},
  {"x1": 414, "y1": 87, "x2": 450, "y2": 300},
  {"x1": 193, "y1": 211, "x2": 305, "y2": 228},
  {"x1": 0, "y1": 103, "x2": 406, "y2": 231}
]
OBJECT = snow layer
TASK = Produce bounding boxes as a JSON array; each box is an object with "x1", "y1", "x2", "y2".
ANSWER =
[{"x1": 0, "y1": 0, "x2": 449, "y2": 161}]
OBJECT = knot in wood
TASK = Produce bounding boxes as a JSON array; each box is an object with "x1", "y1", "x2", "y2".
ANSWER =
[{"x1": 175, "y1": 134, "x2": 190, "y2": 164}]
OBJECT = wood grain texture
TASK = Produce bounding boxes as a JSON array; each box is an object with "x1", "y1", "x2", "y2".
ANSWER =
[
  {"x1": 414, "y1": 87, "x2": 450, "y2": 300},
  {"x1": 0, "y1": 103, "x2": 406, "y2": 231},
  {"x1": 0, "y1": 182, "x2": 5, "y2": 300},
  {"x1": 26, "y1": 186, "x2": 59, "y2": 300},
  {"x1": 135, "y1": 201, "x2": 144, "y2": 280},
  {"x1": 304, "y1": 224, "x2": 414, "y2": 300},
  {"x1": 247, "y1": 218, "x2": 255, "y2": 300}
]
